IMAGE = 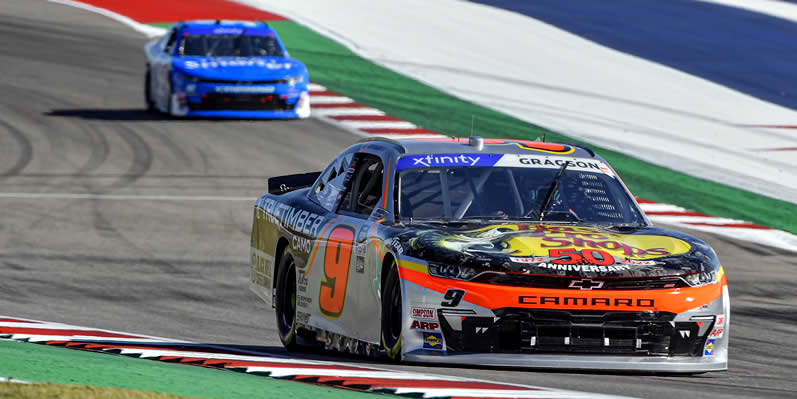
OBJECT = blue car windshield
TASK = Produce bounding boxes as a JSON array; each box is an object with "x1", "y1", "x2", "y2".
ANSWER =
[
  {"x1": 178, "y1": 34, "x2": 284, "y2": 57},
  {"x1": 397, "y1": 166, "x2": 645, "y2": 225}
]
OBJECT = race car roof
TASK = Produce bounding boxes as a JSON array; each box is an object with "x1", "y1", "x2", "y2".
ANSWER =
[
  {"x1": 388, "y1": 137, "x2": 596, "y2": 158},
  {"x1": 180, "y1": 20, "x2": 268, "y2": 29}
]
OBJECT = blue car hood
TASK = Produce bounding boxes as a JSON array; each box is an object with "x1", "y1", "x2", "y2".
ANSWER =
[{"x1": 172, "y1": 57, "x2": 306, "y2": 81}]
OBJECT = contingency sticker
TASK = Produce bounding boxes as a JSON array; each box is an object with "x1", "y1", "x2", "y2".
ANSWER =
[
  {"x1": 423, "y1": 332, "x2": 444, "y2": 350},
  {"x1": 704, "y1": 339, "x2": 716, "y2": 356}
]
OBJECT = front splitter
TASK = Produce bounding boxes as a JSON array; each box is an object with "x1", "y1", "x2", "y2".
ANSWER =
[{"x1": 404, "y1": 350, "x2": 727, "y2": 373}]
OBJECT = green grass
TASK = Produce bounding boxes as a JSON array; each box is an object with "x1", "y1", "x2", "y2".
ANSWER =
[
  {"x1": 0, "y1": 341, "x2": 379, "y2": 399},
  {"x1": 0, "y1": 382, "x2": 197, "y2": 399}
]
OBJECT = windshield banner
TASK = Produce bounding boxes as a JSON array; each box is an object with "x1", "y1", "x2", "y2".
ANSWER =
[{"x1": 397, "y1": 153, "x2": 614, "y2": 176}]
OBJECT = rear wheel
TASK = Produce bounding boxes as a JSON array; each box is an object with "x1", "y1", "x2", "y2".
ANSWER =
[
  {"x1": 275, "y1": 253, "x2": 299, "y2": 350},
  {"x1": 381, "y1": 260, "x2": 402, "y2": 361}
]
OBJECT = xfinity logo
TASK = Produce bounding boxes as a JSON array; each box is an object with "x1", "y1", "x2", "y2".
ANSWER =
[
  {"x1": 568, "y1": 279, "x2": 604, "y2": 290},
  {"x1": 412, "y1": 154, "x2": 481, "y2": 167}
]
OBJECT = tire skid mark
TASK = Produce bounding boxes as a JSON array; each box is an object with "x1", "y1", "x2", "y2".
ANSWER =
[
  {"x1": 111, "y1": 124, "x2": 153, "y2": 188},
  {"x1": 0, "y1": 119, "x2": 33, "y2": 177},
  {"x1": 76, "y1": 122, "x2": 111, "y2": 176},
  {"x1": 146, "y1": 126, "x2": 192, "y2": 168}
]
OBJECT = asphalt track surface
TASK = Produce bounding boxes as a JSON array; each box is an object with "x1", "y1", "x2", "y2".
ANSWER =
[{"x1": 0, "y1": 2, "x2": 795, "y2": 398}]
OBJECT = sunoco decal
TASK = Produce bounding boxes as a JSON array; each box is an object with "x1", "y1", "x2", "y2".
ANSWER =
[{"x1": 423, "y1": 332, "x2": 443, "y2": 350}]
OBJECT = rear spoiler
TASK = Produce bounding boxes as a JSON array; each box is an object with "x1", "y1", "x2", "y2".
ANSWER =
[{"x1": 268, "y1": 172, "x2": 321, "y2": 195}]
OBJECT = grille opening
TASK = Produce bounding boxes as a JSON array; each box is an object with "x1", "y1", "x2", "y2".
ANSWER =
[{"x1": 439, "y1": 309, "x2": 709, "y2": 356}]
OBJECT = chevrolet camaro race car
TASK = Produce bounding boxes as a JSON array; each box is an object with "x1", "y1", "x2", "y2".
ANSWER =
[
  {"x1": 144, "y1": 20, "x2": 310, "y2": 119},
  {"x1": 249, "y1": 137, "x2": 729, "y2": 372}
]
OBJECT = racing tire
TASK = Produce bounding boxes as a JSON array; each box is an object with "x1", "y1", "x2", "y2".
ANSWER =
[
  {"x1": 144, "y1": 68, "x2": 156, "y2": 113},
  {"x1": 381, "y1": 259, "x2": 402, "y2": 361},
  {"x1": 275, "y1": 253, "x2": 299, "y2": 350}
]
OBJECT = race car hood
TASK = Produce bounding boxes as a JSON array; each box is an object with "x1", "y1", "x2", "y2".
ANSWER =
[
  {"x1": 397, "y1": 223, "x2": 720, "y2": 279},
  {"x1": 171, "y1": 56, "x2": 307, "y2": 81}
]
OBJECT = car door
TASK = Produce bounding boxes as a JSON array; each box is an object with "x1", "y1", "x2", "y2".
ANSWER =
[{"x1": 303, "y1": 152, "x2": 387, "y2": 344}]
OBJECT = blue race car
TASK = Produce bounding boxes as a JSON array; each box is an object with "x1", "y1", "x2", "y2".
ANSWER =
[{"x1": 144, "y1": 20, "x2": 310, "y2": 119}]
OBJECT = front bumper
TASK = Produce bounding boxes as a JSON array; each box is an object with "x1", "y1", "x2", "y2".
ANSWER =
[
  {"x1": 399, "y1": 268, "x2": 730, "y2": 373},
  {"x1": 170, "y1": 79, "x2": 311, "y2": 119}
]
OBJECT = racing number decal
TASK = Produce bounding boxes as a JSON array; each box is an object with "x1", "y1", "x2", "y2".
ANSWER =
[
  {"x1": 549, "y1": 248, "x2": 614, "y2": 265},
  {"x1": 319, "y1": 225, "x2": 356, "y2": 319},
  {"x1": 441, "y1": 289, "x2": 466, "y2": 307}
]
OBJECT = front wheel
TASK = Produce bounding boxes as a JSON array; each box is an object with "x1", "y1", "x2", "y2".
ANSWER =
[
  {"x1": 381, "y1": 260, "x2": 402, "y2": 361},
  {"x1": 275, "y1": 253, "x2": 299, "y2": 350}
]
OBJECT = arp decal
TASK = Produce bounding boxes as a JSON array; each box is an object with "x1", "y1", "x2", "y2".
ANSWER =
[
  {"x1": 319, "y1": 224, "x2": 356, "y2": 319},
  {"x1": 709, "y1": 327, "x2": 724, "y2": 338},
  {"x1": 423, "y1": 332, "x2": 443, "y2": 350},
  {"x1": 411, "y1": 321, "x2": 440, "y2": 330}
]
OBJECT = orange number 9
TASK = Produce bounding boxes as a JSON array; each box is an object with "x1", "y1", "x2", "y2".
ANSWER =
[{"x1": 319, "y1": 225, "x2": 355, "y2": 318}]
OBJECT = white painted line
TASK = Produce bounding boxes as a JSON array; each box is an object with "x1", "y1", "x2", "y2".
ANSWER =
[
  {"x1": 0, "y1": 322, "x2": 145, "y2": 332},
  {"x1": 307, "y1": 83, "x2": 327, "y2": 91},
  {"x1": 0, "y1": 193, "x2": 255, "y2": 201},
  {"x1": 8, "y1": 334, "x2": 169, "y2": 344},
  {"x1": 370, "y1": 133, "x2": 448, "y2": 139},
  {"x1": 660, "y1": 224, "x2": 797, "y2": 253},
  {"x1": 310, "y1": 96, "x2": 355, "y2": 104},
  {"x1": 114, "y1": 348, "x2": 326, "y2": 365},
  {"x1": 638, "y1": 203, "x2": 688, "y2": 213},
  {"x1": 0, "y1": 377, "x2": 30, "y2": 384},
  {"x1": 390, "y1": 387, "x2": 618, "y2": 399},
  {"x1": 246, "y1": 367, "x2": 462, "y2": 380},
  {"x1": 312, "y1": 108, "x2": 386, "y2": 117},
  {"x1": 340, "y1": 120, "x2": 418, "y2": 129},
  {"x1": 648, "y1": 215, "x2": 747, "y2": 225},
  {"x1": 48, "y1": 0, "x2": 166, "y2": 38}
]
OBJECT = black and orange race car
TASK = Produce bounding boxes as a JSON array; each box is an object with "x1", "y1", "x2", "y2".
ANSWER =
[{"x1": 249, "y1": 137, "x2": 729, "y2": 372}]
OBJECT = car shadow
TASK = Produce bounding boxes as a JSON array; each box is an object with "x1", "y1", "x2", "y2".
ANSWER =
[
  {"x1": 44, "y1": 108, "x2": 288, "y2": 122},
  {"x1": 45, "y1": 108, "x2": 171, "y2": 121}
]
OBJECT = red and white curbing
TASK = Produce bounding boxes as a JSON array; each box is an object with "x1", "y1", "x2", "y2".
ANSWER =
[
  {"x1": 308, "y1": 83, "x2": 446, "y2": 139},
  {"x1": 636, "y1": 199, "x2": 797, "y2": 252},
  {"x1": 0, "y1": 316, "x2": 629, "y2": 399}
]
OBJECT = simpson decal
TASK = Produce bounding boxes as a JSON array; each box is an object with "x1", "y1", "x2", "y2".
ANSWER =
[{"x1": 411, "y1": 307, "x2": 436, "y2": 320}]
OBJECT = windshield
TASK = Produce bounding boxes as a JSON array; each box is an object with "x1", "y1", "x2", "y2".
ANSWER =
[
  {"x1": 178, "y1": 32, "x2": 284, "y2": 57},
  {"x1": 396, "y1": 154, "x2": 645, "y2": 225}
]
